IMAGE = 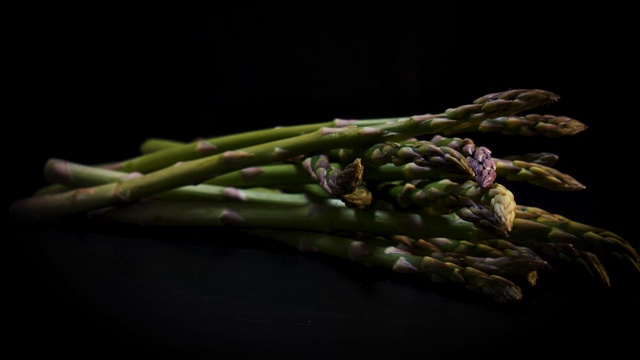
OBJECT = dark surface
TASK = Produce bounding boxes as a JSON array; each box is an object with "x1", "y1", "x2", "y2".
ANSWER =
[{"x1": 8, "y1": 2, "x2": 639, "y2": 359}]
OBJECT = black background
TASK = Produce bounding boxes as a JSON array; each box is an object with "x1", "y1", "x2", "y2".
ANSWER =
[{"x1": 7, "y1": 2, "x2": 639, "y2": 359}]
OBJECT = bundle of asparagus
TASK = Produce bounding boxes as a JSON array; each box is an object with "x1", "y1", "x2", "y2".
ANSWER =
[{"x1": 10, "y1": 89, "x2": 639, "y2": 303}]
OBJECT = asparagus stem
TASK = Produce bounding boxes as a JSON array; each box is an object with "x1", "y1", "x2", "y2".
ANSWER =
[
  {"x1": 375, "y1": 179, "x2": 516, "y2": 238},
  {"x1": 396, "y1": 235, "x2": 608, "y2": 285},
  {"x1": 385, "y1": 235, "x2": 547, "y2": 284},
  {"x1": 40, "y1": 158, "x2": 313, "y2": 206},
  {"x1": 501, "y1": 152, "x2": 559, "y2": 167},
  {"x1": 200, "y1": 157, "x2": 583, "y2": 192},
  {"x1": 11, "y1": 88, "x2": 558, "y2": 221},
  {"x1": 344, "y1": 140, "x2": 475, "y2": 174},
  {"x1": 492, "y1": 158, "x2": 585, "y2": 191},
  {"x1": 328, "y1": 139, "x2": 496, "y2": 188},
  {"x1": 139, "y1": 138, "x2": 188, "y2": 154},
  {"x1": 240, "y1": 228, "x2": 523, "y2": 303},
  {"x1": 512, "y1": 205, "x2": 640, "y2": 276},
  {"x1": 85, "y1": 199, "x2": 638, "y2": 285},
  {"x1": 428, "y1": 134, "x2": 559, "y2": 166},
  {"x1": 138, "y1": 113, "x2": 584, "y2": 157},
  {"x1": 439, "y1": 114, "x2": 588, "y2": 137},
  {"x1": 110, "y1": 120, "x2": 350, "y2": 173}
]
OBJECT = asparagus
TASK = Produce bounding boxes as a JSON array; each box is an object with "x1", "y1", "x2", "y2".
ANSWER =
[
  {"x1": 300, "y1": 154, "x2": 371, "y2": 208},
  {"x1": 241, "y1": 228, "x2": 524, "y2": 303},
  {"x1": 439, "y1": 114, "x2": 588, "y2": 137},
  {"x1": 37, "y1": 157, "x2": 515, "y2": 236},
  {"x1": 198, "y1": 157, "x2": 584, "y2": 192},
  {"x1": 39, "y1": 158, "x2": 313, "y2": 206},
  {"x1": 11, "y1": 88, "x2": 558, "y2": 221},
  {"x1": 109, "y1": 94, "x2": 562, "y2": 174},
  {"x1": 501, "y1": 152, "x2": 559, "y2": 167},
  {"x1": 428, "y1": 135, "x2": 560, "y2": 166},
  {"x1": 85, "y1": 197, "x2": 638, "y2": 284},
  {"x1": 16, "y1": 86, "x2": 631, "y2": 303},
  {"x1": 328, "y1": 138, "x2": 497, "y2": 188},
  {"x1": 399, "y1": 235, "x2": 608, "y2": 285},
  {"x1": 137, "y1": 113, "x2": 584, "y2": 157},
  {"x1": 388, "y1": 235, "x2": 547, "y2": 284},
  {"x1": 432, "y1": 136, "x2": 584, "y2": 191},
  {"x1": 331, "y1": 140, "x2": 476, "y2": 180},
  {"x1": 375, "y1": 179, "x2": 516, "y2": 238},
  {"x1": 108, "y1": 119, "x2": 377, "y2": 173},
  {"x1": 512, "y1": 205, "x2": 640, "y2": 276},
  {"x1": 301, "y1": 155, "x2": 363, "y2": 197}
]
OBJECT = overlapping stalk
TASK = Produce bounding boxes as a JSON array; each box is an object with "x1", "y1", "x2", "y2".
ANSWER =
[{"x1": 10, "y1": 88, "x2": 638, "y2": 303}]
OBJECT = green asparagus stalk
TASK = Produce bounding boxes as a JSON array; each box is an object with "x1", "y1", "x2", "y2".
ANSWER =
[
  {"x1": 11, "y1": 89, "x2": 558, "y2": 221},
  {"x1": 199, "y1": 156, "x2": 584, "y2": 192},
  {"x1": 375, "y1": 179, "x2": 516, "y2": 238},
  {"x1": 85, "y1": 197, "x2": 638, "y2": 281},
  {"x1": 39, "y1": 158, "x2": 313, "y2": 206},
  {"x1": 501, "y1": 152, "x2": 559, "y2": 167},
  {"x1": 139, "y1": 138, "x2": 188, "y2": 154},
  {"x1": 387, "y1": 235, "x2": 547, "y2": 284},
  {"x1": 439, "y1": 114, "x2": 588, "y2": 137},
  {"x1": 348, "y1": 140, "x2": 475, "y2": 172},
  {"x1": 329, "y1": 139, "x2": 493, "y2": 187},
  {"x1": 107, "y1": 119, "x2": 376, "y2": 173},
  {"x1": 396, "y1": 136, "x2": 497, "y2": 188},
  {"x1": 492, "y1": 158, "x2": 585, "y2": 191},
  {"x1": 137, "y1": 113, "x2": 584, "y2": 157},
  {"x1": 396, "y1": 235, "x2": 608, "y2": 285},
  {"x1": 427, "y1": 136, "x2": 584, "y2": 191},
  {"x1": 241, "y1": 228, "x2": 524, "y2": 303},
  {"x1": 512, "y1": 205, "x2": 640, "y2": 276}
]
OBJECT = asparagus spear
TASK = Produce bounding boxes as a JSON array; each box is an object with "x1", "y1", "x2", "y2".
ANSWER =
[
  {"x1": 241, "y1": 228, "x2": 524, "y2": 303},
  {"x1": 429, "y1": 135, "x2": 583, "y2": 190},
  {"x1": 430, "y1": 134, "x2": 562, "y2": 169},
  {"x1": 336, "y1": 140, "x2": 475, "y2": 174},
  {"x1": 439, "y1": 114, "x2": 588, "y2": 137},
  {"x1": 375, "y1": 179, "x2": 516, "y2": 238},
  {"x1": 398, "y1": 235, "x2": 608, "y2": 285},
  {"x1": 501, "y1": 152, "x2": 559, "y2": 167},
  {"x1": 387, "y1": 235, "x2": 547, "y2": 284},
  {"x1": 38, "y1": 158, "x2": 313, "y2": 206},
  {"x1": 109, "y1": 119, "x2": 380, "y2": 173},
  {"x1": 300, "y1": 154, "x2": 371, "y2": 208},
  {"x1": 197, "y1": 156, "x2": 584, "y2": 192},
  {"x1": 329, "y1": 139, "x2": 496, "y2": 187},
  {"x1": 85, "y1": 198, "x2": 638, "y2": 284},
  {"x1": 137, "y1": 113, "x2": 585, "y2": 156},
  {"x1": 512, "y1": 205, "x2": 640, "y2": 276},
  {"x1": 11, "y1": 89, "x2": 558, "y2": 221}
]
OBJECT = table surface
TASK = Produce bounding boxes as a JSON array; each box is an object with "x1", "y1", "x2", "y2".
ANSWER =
[{"x1": 8, "y1": 220, "x2": 639, "y2": 359}]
